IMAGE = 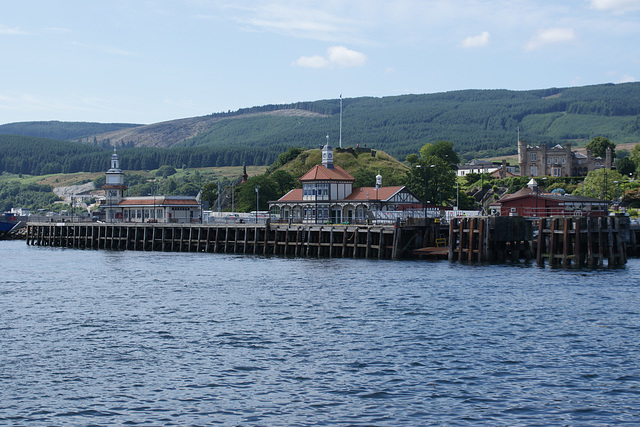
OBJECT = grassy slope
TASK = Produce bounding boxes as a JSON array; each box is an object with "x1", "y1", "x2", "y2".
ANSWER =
[
  {"x1": 1, "y1": 166, "x2": 268, "y2": 190},
  {"x1": 275, "y1": 148, "x2": 409, "y2": 183}
]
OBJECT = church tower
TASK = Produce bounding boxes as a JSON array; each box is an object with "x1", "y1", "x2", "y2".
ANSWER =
[{"x1": 321, "y1": 135, "x2": 334, "y2": 169}]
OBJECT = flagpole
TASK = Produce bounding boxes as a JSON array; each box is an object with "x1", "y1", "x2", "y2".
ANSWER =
[{"x1": 339, "y1": 94, "x2": 343, "y2": 148}]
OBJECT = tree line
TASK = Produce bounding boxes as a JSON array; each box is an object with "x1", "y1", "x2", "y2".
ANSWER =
[{"x1": 0, "y1": 135, "x2": 282, "y2": 175}]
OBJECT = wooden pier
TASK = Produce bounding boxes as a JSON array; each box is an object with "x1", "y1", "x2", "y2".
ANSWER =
[
  {"x1": 448, "y1": 215, "x2": 636, "y2": 267},
  {"x1": 25, "y1": 221, "x2": 433, "y2": 260},
  {"x1": 25, "y1": 216, "x2": 639, "y2": 266}
]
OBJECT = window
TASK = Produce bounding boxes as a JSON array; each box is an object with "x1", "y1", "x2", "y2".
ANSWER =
[
  {"x1": 547, "y1": 158, "x2": 551, "y2": 164},
  {"x1": 562, "y1": 158, "x2": 566, "y2": 164},
  {"x1": 531, "y1": 153, "x2": 537, "y2": 161},
  {"x1": 554, "y1": 158, "x2": 558, "y2": 164}
]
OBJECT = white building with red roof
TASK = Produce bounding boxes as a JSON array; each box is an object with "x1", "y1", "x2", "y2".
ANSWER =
[
  {"x1": 101, "y1": 149, "x2": 201, "y2": 223},
  {"x1": 269, "y1": 141, "x2": 421, "y2": 223}
]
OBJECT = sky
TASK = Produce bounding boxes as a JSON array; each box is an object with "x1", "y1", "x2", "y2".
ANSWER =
[{"x1": 1, "y1": 0, "x2": 639, "y2": 125}]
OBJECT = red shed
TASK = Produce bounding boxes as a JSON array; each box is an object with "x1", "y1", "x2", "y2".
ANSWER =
[{"x1": 490, "y1": 183, "x2": 609, "y2": 217}]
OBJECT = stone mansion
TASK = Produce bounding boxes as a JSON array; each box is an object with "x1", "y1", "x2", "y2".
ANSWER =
[{"x1": 518, "y1": 140, "x2": 612, "y2": 177}]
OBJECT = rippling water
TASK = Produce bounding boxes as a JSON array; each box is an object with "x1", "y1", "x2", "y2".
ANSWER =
[{"x1": 1, "y1": 240, "x2": 640, "y2": 425}]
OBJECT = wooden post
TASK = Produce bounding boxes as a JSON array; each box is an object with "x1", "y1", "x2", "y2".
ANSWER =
[
  {"x1": 575, "y1": 218, "x2": 583, "y2": 267},
  {"x1": 343, "y1": 228, "x2": 349, "y2": 258},
  {"x1": 458, "y1": 219, "x2": 464, "y2": 262},
  {"x1": 597, "y1": 217, "x2": 604, "y2": 267},
  {"x1": 562, "y1": 218, "x2": 570, "y2": 267},
  {"x1": 467, "y1": 218, "x2": 475, "y2": 262},
  {"x1": 549, "y1": 218, "x2": 557, "y2": 267},
  {"x1": 477, "y1": 217, "x2": 485, "y2": 262},
  {"x1": 448, "y1": 218, "x2": 456, "y2": 261}
]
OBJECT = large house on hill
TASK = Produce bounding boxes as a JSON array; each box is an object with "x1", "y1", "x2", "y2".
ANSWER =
[
  {"x1": 101, "y1": 149, "x2": 201, "y2": 223},
  {"x1": 268, "y1": 141, "x2": 421, "y2": 223},
  {"x1": 518, "y1": 140, "x2": 612, "y2": 177}
]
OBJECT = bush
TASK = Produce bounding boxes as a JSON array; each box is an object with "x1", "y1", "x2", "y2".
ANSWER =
[{"x1": 156, "y1": 165, "x2": 177, "y2": 178}]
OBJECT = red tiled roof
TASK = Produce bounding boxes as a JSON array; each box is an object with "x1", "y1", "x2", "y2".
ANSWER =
[
  {"x1": 117, "y1": 196, "x2": 199, "y2": 207},
  {"x1": 299, "y1": 165, "x2": 355, "y2": 182},
  {"x1": 494, "y1": 187, "x2": 608, "y2": 205},
  {"x1": 344, "y1": 186, "x2": 405, "y2": 201},
  {"x1": 277, "y1": 188, "x2": 303, "y2": 202},
  {"x1": 275, "y1": 186, "x2": 410, "y2": 203}
]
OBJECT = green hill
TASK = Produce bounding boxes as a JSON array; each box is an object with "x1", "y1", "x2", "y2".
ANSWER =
[
  {"x1": 1, "y1": 82, "x2": 639, "y2": 175},
  {"x1": 275, "y1": 147, "x2": 409, "y2": 187},
  {"x1": 166, "y1": 82, "x2": 640, "y2": 161}
]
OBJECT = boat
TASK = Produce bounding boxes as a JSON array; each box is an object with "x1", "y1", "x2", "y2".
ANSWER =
[{"x1": 0, "y1": 213, "x2": 19, "y2": 239}]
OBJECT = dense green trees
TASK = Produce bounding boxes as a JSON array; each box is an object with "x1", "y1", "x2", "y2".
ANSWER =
[
  {"x1": 0, "y1": 121, "x2": 139, "y2": 141},
  {"x1": 577, "y1": 168, "x2": 625, "y2": 200},
  {"x1": 404, "y1": 143, "x2": 458, "y2": 206},
  {"x1": 0, "y1": 181, "x2": 60, "y2": 212},
  {"x1": 418, "y1": 141, "x2": 460, "y2": 168},
  {"x1": 586, "y1": 136, "x2": 616, "y2": 159},
  {"x1": 0, "y1": 135, "x2": 283, "y2": 176}
]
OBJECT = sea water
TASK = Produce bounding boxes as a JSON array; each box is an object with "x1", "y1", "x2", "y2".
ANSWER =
[{"x1": 1, "y1": 240, "x2": 639, "y2": 425}]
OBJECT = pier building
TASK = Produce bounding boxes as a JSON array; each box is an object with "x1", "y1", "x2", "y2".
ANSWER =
[
  {"x1": 489, "y1": 179, "x2": 609, "y2": 217},
  {"x1": 101, "y1": 149, "x2": 201, "y2": 223},
  {"x1": 268, "y1": 139, "x2": 421, "y2": 223}
]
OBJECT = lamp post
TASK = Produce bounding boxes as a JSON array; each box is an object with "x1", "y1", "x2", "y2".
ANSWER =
[
  {"x1": 217, "y1": 181, "x2": 221, "y2": 214},
  {"x1": 416, "y1": 164, "x2": 435, "y2": 219},
  {"x1": 456, "y1": 181, "x2": 459, "y2": 211},
  {"x1": 614, "y1": 180, "x2": 620, "y2": 201},
  {"x1": 600, "y1": 166, "x2": 607, "y2": 199},
  {"x1": 535, "y1": 181, "x2": 539, "y2": 217},
  {"x1": 255, "y1": 185, "x2": 259, "y2": 223}
]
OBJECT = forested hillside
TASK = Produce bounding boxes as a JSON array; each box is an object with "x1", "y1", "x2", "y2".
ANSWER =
[
  {"x1": 0, "y1": 134, "x2": 279, "y2": 175},
  {"x1": 0, "y1": 121, "x2": 140, "y2": 141},
  {"x1": 98, "y1": 82, "x2": 640, "y2": 161},
  {"x1": 1, "y1": 82, "x2": 639, "y2": 176}
]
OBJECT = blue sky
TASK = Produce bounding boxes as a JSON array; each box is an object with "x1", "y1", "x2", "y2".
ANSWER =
[{"x1": 1, "y1": 0, "x2": 639, "y2": 125}]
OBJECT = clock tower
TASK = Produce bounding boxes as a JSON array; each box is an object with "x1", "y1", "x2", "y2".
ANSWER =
[
  {"x1": 321, "y1": 134, "x2": 334, "y2": 169},
  {"x1": 103, "y1": 147, "x2": 128, "y2": 209}
]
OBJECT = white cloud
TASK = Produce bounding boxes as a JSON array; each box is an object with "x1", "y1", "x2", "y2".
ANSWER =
[
  {"x1": 293, "y1": 55, "x2": 329, "y2": 68},
  {"x1": 326, "y1": 46, "x2": 367, "y2": 67},
  {"x1": 460, "y1": 31, "x2": 490, "y2": 48},
  {"x1": 0, "y1": 25, "x2": 29, "y2": 35},
  {"x1": 618, "y1": 73, "x2": 636, "y2": 83},
  {"x1": 525, "y1": 28, "x2": 577, "y2": 51},
  {"x1": 588, "y1": 0, "x2": 640, "y2": 13},
  {"x1": 294, "y1": 46, "x2": 367, "y2": 68}
]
